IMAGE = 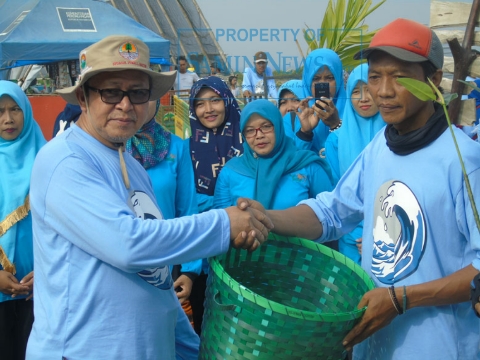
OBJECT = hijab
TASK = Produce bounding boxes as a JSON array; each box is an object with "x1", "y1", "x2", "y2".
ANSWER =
[
  {"x1": 336, "y1": 64, "x2": 385, "y2": 175},
  {"x1": 302, "y1": 48, "x2": 347, "y2": 115},
  {"x1": 0, "y1": 80, "x2": 46, "y2": 269},
  {"x1": 225, "y1": 99, "x2": 332, "y2": 209},
  {"x1": 278, "y1": 80, "x2": 305, "y2": 132},
  {"x1": 189, "y1": 76, "x2": 243, "y2": 195},
  {"x1": 126, "y1": 100, "x2": 171, "y2": 170},
  {"x1": 278, "y1": 79, "x2": 304, "y2": 102}
]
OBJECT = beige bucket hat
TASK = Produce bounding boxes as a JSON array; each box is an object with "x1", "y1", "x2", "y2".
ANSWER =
[{"x1": 56, "y1": 35, "x2": 176, "y2": 105}]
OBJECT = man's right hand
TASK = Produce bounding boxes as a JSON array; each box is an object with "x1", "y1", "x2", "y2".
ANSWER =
[
  {"x1": 236, "y1": 198, "x2": 323, "y2": 240},
  {"x1": 226, "y1": 200, "x2": 273, "y2": 252}
]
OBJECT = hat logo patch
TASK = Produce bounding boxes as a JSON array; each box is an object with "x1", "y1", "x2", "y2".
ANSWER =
[
  {"x1": 119, "y1": 42, "x2": 139, "y2": 61},
  {"x1": 409, "y1": 40, "x2": 422, "y2": 50},
  {"x1": 80, "y1": 53, "x2": 87, "y2": 70}
]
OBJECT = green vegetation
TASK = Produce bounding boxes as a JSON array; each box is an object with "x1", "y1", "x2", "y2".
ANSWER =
[{"x1": 303, "y1": 0, "x2": 386, "y2": 71}]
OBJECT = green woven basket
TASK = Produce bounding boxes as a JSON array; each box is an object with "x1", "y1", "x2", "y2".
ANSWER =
[{"x1": 199, "y1": 234, "x2": 375, "y2": 360}]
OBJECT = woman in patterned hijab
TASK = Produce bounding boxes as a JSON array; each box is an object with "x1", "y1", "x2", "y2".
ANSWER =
[{"x1": 187, "y1": 76, "x2": 243, "y2": 212}]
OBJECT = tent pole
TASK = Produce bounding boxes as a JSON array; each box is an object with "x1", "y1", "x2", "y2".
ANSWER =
[{"x1": 17, "y1": 64, "x2": 34, "y2": 89}]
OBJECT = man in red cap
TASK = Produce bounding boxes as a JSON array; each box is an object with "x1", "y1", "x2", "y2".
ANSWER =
[{"x1": 240, "y1": 18, "x2": 480, "y2": 359}]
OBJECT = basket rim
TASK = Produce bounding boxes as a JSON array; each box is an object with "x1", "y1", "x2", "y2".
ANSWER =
[{"x1": 209, "y1": 233, "x2": 376, "y2": 322}]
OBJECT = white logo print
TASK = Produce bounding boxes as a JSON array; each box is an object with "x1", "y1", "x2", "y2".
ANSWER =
[
  {"x1": 371, "y1": 181, "x2": 426, "y2": 284},
  {"x1": 129, "y1": 190, "x2": 172, "y2": 290}
]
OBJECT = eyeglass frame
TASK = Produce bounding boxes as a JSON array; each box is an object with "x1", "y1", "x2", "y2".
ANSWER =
[
  {"x1": 243, "y1": 124, "x2": 274, "y2": 139},
  {"x1": 85, "y1": 85, "x2": 151, "y2": 105}
]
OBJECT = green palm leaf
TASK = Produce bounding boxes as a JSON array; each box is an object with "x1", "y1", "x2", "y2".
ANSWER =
[{"x1": 302, "y1": 0, "x2": 386, "y2": 71}]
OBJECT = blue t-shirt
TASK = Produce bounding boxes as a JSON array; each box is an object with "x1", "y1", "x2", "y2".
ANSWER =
[
  {"x1": 27, "y1": 125, "x2": 230, "y2": 359},
  {"x1": 302, "y1": 127, "x2": 480, "y2": 359}
]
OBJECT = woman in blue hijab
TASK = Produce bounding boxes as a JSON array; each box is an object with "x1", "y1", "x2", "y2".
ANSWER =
[
  {"x1": 0, "y1": 80, "x2": 46, "y2": 359},
  {"x1": 214, "y1": 99, "x2": 334, "y2": 211},
  {"x1": 278, "y1": 80, "x2": 306, "y2": 140},
  {"x1": 325, "y1": 63, "x2": 385, "y2": 263},
  {"x1": 278, "y1": 79, "x2": 304, "y2": 118},
  {"x1": 289, "y1": 49, "x2": 347, "y2": 155}
]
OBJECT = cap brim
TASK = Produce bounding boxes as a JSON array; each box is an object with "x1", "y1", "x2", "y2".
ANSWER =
[
  {"x1": 255, "y1": 60, "x2": 267, "y2": 63},
  {"x1": 56, "y1": 69, "x2": 177, "y2": 105},
  {"x1": 354, "y1": 46, "x2": 429, "y2": 63}
]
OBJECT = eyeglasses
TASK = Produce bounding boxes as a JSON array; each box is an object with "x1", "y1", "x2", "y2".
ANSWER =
[
  {"x1": 86, "y1": 86, "x2": 151, "y2": 104},
  {"x1": 243, "y1": 124, "x2": 274, "y2": 138}
]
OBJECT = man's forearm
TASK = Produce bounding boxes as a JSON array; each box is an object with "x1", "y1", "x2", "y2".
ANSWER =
[
  {"x1": 403, "y1": 264, "x2": 479, "y2": 310},
  {"x1": 267, "y1": 205, "x2": 323, "y2": 240}
]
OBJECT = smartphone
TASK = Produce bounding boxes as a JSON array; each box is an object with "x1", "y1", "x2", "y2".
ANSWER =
[{"x1": 314, "y1": 82, "x2": 330, "y2": 109}]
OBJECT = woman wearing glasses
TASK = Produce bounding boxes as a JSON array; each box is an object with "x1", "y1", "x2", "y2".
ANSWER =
[{"x1": 213, "y1": 99, "x2": 334, "y2": 213}]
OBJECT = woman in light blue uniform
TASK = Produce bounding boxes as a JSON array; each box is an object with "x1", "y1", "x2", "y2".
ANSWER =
[
  {"x1": 214, "y1": 99, "x2": 334, "y2": 212},
  {"x1": 0, "y1": 80, "x2": 46, "y2": 360}
]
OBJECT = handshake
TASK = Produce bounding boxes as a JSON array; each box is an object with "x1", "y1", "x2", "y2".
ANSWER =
[{"x1": 225, "y1": 198, "x2": 274, "y2": 253}]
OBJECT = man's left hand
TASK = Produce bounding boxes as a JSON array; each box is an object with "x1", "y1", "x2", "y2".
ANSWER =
[{"x1": 342, "y1": 287, "x2": 398, "y2": 351}]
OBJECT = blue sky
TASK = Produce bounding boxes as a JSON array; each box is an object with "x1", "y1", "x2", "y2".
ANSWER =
[{"x1": 195, "y1": 0, "x2": 464, "y2": 72}]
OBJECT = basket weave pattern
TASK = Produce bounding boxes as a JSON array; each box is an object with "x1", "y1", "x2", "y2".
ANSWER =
[{"x1": 199, "y1": 234, "x2": 375, "y2": 360}]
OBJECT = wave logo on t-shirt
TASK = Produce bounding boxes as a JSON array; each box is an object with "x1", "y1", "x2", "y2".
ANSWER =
[
  {"x1": 129, "y1": 190, "x2": 172, "y2": 290},
  {"x1": 371, "y1": 181, "x2": 426, "y2": 284}
]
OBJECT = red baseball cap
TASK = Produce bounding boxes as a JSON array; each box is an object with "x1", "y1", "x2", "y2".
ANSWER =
[{"x1": 354, "y1": 18, "x2": 444, "y2": 69}]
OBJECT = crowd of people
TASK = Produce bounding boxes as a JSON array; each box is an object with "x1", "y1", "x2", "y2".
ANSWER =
[{"x1": 1, "y1": 17, "x2": 479, "y2": 360}]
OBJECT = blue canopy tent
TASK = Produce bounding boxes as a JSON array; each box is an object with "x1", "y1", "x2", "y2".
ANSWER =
[{"x1": 0, "y1": 0, "x2": 171, "y2": 78}]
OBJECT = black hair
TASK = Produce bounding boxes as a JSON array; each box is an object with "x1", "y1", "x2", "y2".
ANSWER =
[
  {"x1": 178, "y1": 55, "x2": 187, "y2": 64},
  {"x1": 420, "y1": 61, "x2": 437, "y2": 79},
  {"x1": 420, "y1": 61, "x2": 444, "y2": 94}
]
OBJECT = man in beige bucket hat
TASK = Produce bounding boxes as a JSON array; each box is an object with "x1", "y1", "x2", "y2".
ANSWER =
[{"x1": 27, "y1": 35, "x2": 273, "y2": 359}]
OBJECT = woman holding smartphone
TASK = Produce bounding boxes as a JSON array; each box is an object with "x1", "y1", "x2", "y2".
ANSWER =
[{"x1": 286, "y1": 49, "x2": 347, "y2": 156}]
